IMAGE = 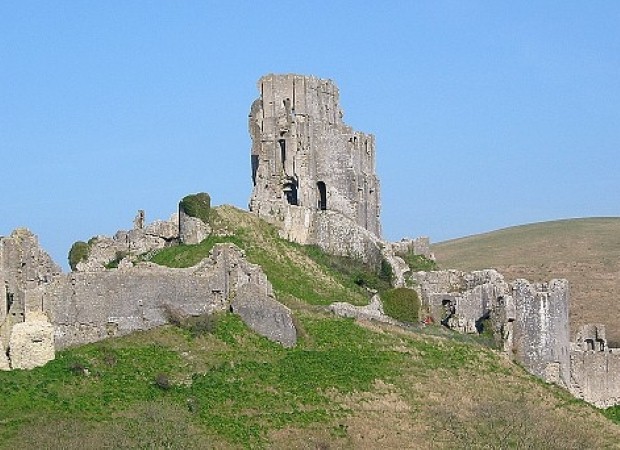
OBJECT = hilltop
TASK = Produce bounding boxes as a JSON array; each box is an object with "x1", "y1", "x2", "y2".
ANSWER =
[
  {"x1": 432, "y1": 217, "x2": 620, "y2": 344},
  {"x1": 2, "y1": 207, "x2": 620, "y2": 448}
]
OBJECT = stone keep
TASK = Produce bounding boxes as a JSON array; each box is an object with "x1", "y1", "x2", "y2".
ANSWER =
[{"x1": 249, "y1": 74, "x2": 382, "y2": 261}]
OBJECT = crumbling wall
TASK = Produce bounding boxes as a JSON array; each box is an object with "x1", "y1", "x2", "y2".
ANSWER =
[
  {"x1": 569, "y1": 324, "x2": 620, "y2": 408},
  {"x1": 178, "y1": 209, "x2": 210, "y2": 245},
  {"x1": 75, "y1": 211, "x2": 179, "y2": 272},
  {"x1": 249, "y1": 74, "x2": 381, "y2": 255},
  {"x1": 411, "y1": 269, "x2": 510, "y2": 334},
  {"x1": 512, "y1": 279, "x2": 570, "y2": 386},
  {"x1": 0, "y1": 229, "x2": 61, "y2": 350},
  {"x1": 388, "y1": 237, "x2": 433, "y2": 260},
  {"x1": 41, "y1": 244, "x2": 273, "y2": 349}
]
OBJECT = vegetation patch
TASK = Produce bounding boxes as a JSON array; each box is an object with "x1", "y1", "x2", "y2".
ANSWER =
[
  {"x1": 149, "y1": 234, "x2": 243, "y2": 268},
  {"x1": 104, "y1": 251, "x2": 128, "y2": 269},
  {"x1": 381, "y1": 288, "x2": 420, "y2": 323},
  {"x1": 398, "y1": 251, "x2": 438, "y2": 272},
  {"x1": 303, "y1": 245, "x2": 392, "y2": 294},
  {"x1": 68, "y1": 241, "x2": 90, "y2": 271},
  {"x1": 179, "y1": 192, "x2": 211, "y2": 224}
]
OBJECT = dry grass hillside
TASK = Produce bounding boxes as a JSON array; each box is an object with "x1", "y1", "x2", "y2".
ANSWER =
[{"x1": 432, "y1": 218, "x2": 620, "y2": 344}]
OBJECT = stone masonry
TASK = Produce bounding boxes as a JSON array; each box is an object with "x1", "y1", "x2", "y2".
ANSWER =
[
  {"x1": 0, "y1": 225, "x2": 297, "y2": 369},
  {"x1": 0, "y1": 229, "x2": 61, "y2": 357},
  {"x1": 411, "y1": 270, "x2": 572, "y2": 387},
  {"x1": 42, "y1": 243, "x2": 276, "y2": 349},
  {"x1": 249, "y1": 74, "x2": 383, "y2": 265},
  {"x1": 569, "y1": 324, "x2": 620, "y2": 407}
]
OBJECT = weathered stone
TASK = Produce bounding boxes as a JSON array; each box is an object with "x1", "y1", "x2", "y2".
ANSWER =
[
  {"x1": 8, "y1": 312, "x2": 55, "y2": 370},
  {"x1": 179, "y1": 209, "x2": 210, "y2": 245},
  {"x1": 512, "y1": 279, "x2": 570, "y2": 386},
  {"x1": 45, "y1": 243, "x2": 273, "y2": 349},
  {"x1": 0, "y1": 338, "x2": 9, "y2": 371},
  {"x1": 231, "y1": 284, "x2": 297, "y2": 347},
  {"x1": 330, "y1": 295, "x2": 395, "y2": 324},
  {"x1": 411, "y1": 269, "x2": 509, "y2": 334},
  {"x1": 569, "y1": 324, "x2": 620, "y2": 408},
  {"x1": 75, "y1": 211, "x2": 179, "y2": 272},
  {"x1": 248, "y1": 74, "x2": 382, "y2": 265}
]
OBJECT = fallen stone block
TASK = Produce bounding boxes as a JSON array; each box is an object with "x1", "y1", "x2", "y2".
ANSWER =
[{"x1": 231, "y1": 284, "x2": 297, "y2": 348}]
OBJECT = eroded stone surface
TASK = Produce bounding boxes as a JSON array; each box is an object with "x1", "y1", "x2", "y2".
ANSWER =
[
  {"x1": 0, "y1": 338, "x2": 9, "y2": 371},
  {"x1": 569, "y1": 324, "x2": 620, "y2": 408},
  {"x1": 231, "y1": 284, "x2": 297, "y2": 347},
  {"x1": 179, "y1": 209, "x2": 210, "y2": 245},
  {"x1": 75, "y1": 212, "x2": 180, "y2": 272},
  {"x1": 8, "y1": 312, "x2": 55, "y2": 370},
  {"x1": 248, "y1": 74, "x2": 383, "y2": 266},
  {"x1": 330, "y1": 295, "x2": 395, "y2": 324},
  {"x1": 45, "y1": 243, "x2": 273, "y2": 349}
]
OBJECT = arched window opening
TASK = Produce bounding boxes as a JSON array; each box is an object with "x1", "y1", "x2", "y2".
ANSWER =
[
  {"x1": 317, "y1": 181, "x2": 327, "y2": 210},
  {"x1": 283, "y1": 180, "x2": 298, "y2": 206}
]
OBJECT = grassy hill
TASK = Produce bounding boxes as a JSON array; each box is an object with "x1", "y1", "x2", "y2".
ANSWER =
[
  {"x1": 432, "y1": 218, "x2": 620, "y2": 345},
  {"x1": 1, "y1": 210, "x2": 620, "y2": 448}
]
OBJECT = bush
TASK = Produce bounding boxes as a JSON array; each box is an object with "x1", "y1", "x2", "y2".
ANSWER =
[
  {"x1": 179, "y1": 193, "x2": 211, "y2": 225},
  {"x1": 381, "y1": 288, "x2": 420, "y2": 323},
  {"x1": 68, "y1": 241, "x2": 90, "y2": 271}
]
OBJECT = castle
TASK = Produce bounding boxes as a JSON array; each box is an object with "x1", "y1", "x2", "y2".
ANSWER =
[{"x1": 1, "y1": 74, "x2": 618, "y2": 408}]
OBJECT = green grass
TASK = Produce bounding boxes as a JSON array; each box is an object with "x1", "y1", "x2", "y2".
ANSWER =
[
  {"x1": 381, "y1": 288, "x2": 420, "y2": 323},
  {"x1": 2, "y1": 310, "x2": 619, "y2": 448},
  {"x1": 0, "y1": 314, "x2": 405, "y2": 447},
  {"x1": 398, "y1": 252, "x2": 438, "y2": 272},
  {"x1": 150, "y1": 206, "x2": 374, "y2": 306},
  {"x1": 149, "y1": 234, "x2": 243, "y2": 268},
  {"x1": 5, "y1": 209, "x2": 620, "y2": 448}
]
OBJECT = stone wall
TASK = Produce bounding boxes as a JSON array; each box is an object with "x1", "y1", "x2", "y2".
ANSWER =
[
  {"x1": 40, "y1": 244, "x2": 273, "y2": 349},
  {"x1": 411, "y1": 269, "x2": 510, "y2": 334},
  {"x1": 512, "y1": 279, "x2": 571, "y2": 386},
  {"x1": 569, "y1": 324, "x2": 620, "y2": 407},
  {"x1": 75, "y1": 211, "x2": 179, "y2": 272},
  {"x1": 249, "y1": 74, "x2": 381, "y2": 251},
  {"x1": 0, "y1": 229, "x2": 61, "y2": 351},
  {"x1": 412, "y1": 270, "x2": 572, "y2": 387}
]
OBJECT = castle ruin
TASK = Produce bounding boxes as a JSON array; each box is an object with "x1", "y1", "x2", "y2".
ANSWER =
[
  {"x1": 0, "y1": 74, "x2": 618, "y2": 410},
  {"x1": 249, "y1": 74, "x2": 383, "y2": 265}
]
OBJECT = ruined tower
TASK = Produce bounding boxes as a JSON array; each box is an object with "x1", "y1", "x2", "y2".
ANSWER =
[{"x1": 249, "y1": 74, "x2": 382, "y2": 262}]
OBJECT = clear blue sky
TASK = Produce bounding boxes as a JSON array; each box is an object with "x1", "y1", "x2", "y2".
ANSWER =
[{"x1": 1, "y1": 1, "x2": 619, "y2": 270}]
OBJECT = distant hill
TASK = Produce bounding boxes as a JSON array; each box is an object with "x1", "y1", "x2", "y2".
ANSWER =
[{"x1": 433, "y1": 218, "x2": 620, "y2": 345}]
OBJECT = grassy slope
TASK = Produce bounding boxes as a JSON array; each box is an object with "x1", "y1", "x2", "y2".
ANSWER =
[
  {"x1": 2, "y1": 211, "x2": 620, "y2": 448},
  {"x1": 433, "y1": 218, "x2": 620, "y2": 344}
]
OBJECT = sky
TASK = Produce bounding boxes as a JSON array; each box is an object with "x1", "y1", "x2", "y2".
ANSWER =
[{"x1": 1, "y1": 1, "x2": 619, "y2": 270}]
